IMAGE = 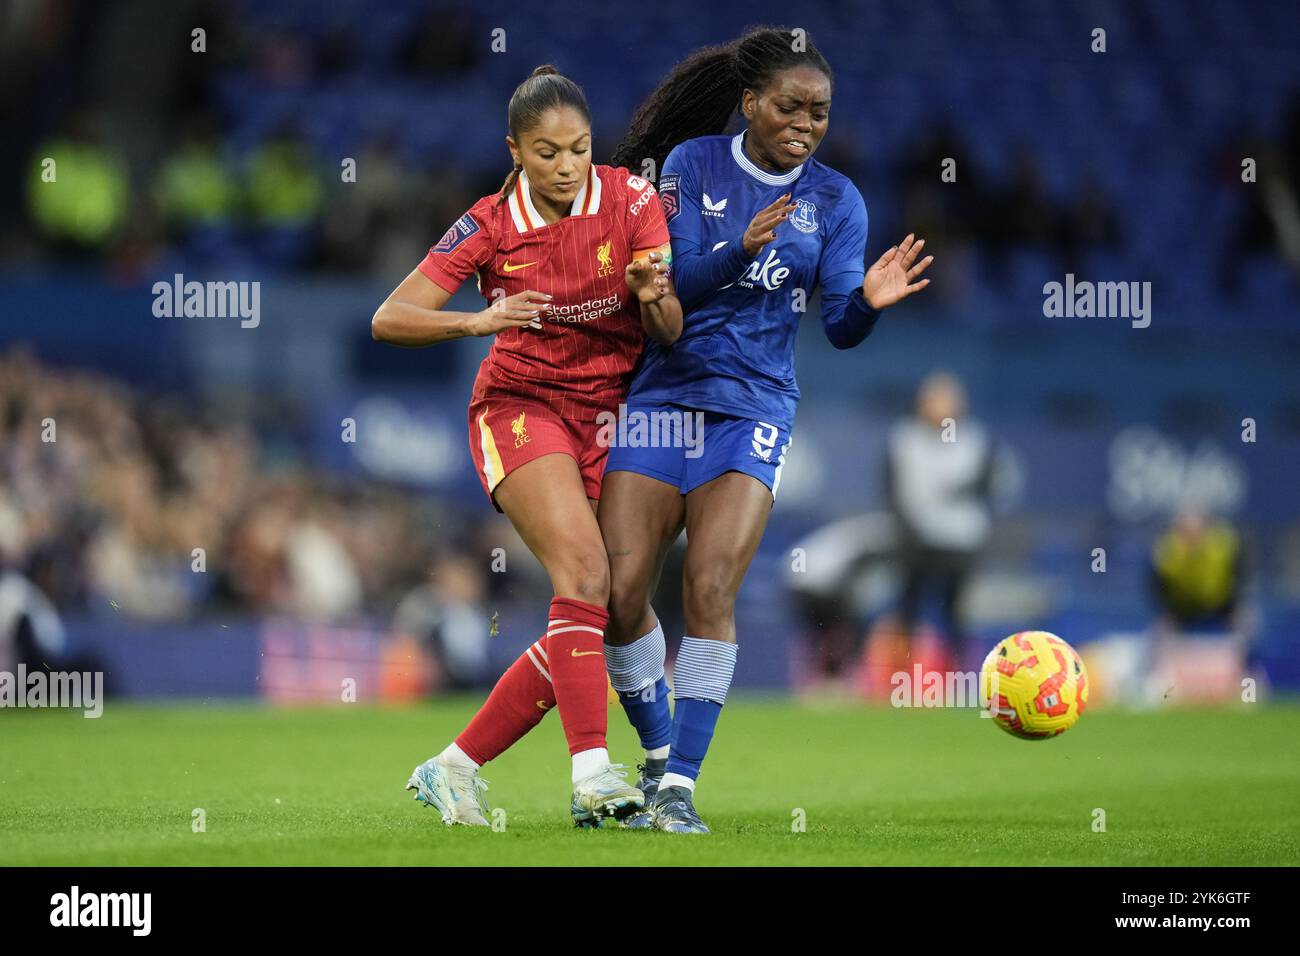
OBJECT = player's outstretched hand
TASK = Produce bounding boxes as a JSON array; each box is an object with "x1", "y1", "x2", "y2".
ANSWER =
[
  {"x1": 468, "y1": 290, "x2": 551, "y2": 335},
  {"x1": 743, "y1": 193, "x2": 798, "y2": 256},
  {"x1": 863, "y1": 234, "x2": 934, "y2": 309},
  {"x1": 626, "y1": 250, "x2": 670, "y2": 303}
]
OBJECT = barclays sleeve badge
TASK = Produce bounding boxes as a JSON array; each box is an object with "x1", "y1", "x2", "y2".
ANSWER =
[
  {"x1": 433, "y1": 213, "x2": 481, "y2": 253},
  {"x1": 659, "y1": 174, "x2": 680, "y2": 222}
]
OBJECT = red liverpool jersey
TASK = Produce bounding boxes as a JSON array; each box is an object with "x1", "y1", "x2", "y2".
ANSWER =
[{"x1": 418, "y1": 164, "x2": 670, "y2": 420}]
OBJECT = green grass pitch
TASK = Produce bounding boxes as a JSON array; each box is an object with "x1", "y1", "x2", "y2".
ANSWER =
[{"x1": 2, "y1": 697, "x2": 1298, "y2": 866}]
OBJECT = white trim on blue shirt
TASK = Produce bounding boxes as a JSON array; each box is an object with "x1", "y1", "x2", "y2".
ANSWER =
[{"x1": 730, "y1": 130, "x2": 805, "y2": 187}]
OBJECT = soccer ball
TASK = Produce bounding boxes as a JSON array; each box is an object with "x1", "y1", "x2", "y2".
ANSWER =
[{"x1": 980, "y1": 631, "x2": 1088, "y2": 739}]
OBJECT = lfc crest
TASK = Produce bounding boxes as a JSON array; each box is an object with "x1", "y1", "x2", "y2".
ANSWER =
[
  {"x1": 511, "y1": 411, "x2": 531, "y2": 448},
  {"x1": 596, "y1": 240, "x2": 614, "y2": 277}
]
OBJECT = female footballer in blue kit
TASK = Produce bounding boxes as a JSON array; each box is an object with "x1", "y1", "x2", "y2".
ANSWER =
[{"x1": 600, "y1": 26, "x2": 935, "y2": 832}]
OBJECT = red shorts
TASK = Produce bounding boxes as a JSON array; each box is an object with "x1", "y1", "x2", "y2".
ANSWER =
[{"x1": 467, "y1": 393, "x2": 609, "y2": 511}]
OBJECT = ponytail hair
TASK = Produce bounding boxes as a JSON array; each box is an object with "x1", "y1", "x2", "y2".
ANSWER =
[
  {"x1": 609, "y1": 25, "x2": 832, "y2": 179},
  {"x1": 498, "y1": 64, "x2": 592, "y2": 205}
]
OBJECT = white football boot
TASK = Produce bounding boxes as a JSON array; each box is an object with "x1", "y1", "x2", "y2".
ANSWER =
[
  {"x1": 406, "y1": 754, "x2": 491, "y2": 827},
  {"x1": 570, "y1": 764, "x2": 645, "y2": 828}
]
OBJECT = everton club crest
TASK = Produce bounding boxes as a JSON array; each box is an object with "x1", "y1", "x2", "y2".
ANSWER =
[{"x1": 790, "y1": 198, "x2": 818, "y2": 234}]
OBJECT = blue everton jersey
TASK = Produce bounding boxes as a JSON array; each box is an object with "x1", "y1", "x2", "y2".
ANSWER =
[{"x1": 626, "y1": 131, "x2": 872, "y2": 432}]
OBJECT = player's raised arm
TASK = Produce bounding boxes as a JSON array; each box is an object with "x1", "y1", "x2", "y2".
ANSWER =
[
  {"x1": 817, "y1": 184, "x2": 935, "y2": 350},
  {"x1": 659, "y1": 147, "x2": 765, "y2": 311},
  {"x1": 372, "y1": 268, "x2": 550, "y2": 347}
]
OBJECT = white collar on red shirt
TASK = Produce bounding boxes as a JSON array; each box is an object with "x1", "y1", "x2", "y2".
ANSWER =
[{"x1": 508, "y1": 166, "x2": 602, "y2": 233}]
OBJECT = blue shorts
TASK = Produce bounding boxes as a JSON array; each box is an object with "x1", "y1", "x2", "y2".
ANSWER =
[{"x1": 603, "y1": 404, "x2": 792, "y2": 498}]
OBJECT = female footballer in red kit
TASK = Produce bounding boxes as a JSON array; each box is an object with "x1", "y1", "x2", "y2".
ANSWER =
[{"x1": 371, "y1": 66, "x2": 680, "y2": 826}]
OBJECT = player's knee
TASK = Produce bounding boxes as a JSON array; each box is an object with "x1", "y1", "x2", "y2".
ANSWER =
[
  {"x1": 551, "y1": 547, "x2": 610, "y2": 607},
  {"x1": 572, "y1": 563, "x2": 611, "y2": 607},
  {"x1": 682, "y1": 566, "x2": 738, "y2": 628},
  {"x1": 606, "y1": 579, "x2": 650, "y2": 644}
]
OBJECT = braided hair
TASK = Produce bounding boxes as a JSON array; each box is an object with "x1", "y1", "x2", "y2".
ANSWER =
[
  {"x1": 498, "y1": 65, "x2": 591, "y2": 205},
  {"x1": 609, "y1": 26, "x2": 832, "y2": 180}
]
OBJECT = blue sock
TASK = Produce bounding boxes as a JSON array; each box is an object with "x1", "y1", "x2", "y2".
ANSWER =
[
  {"x1": 665, "y1": 697, "x2": 722, "y2": 780},
  {"x1": 663, "y1": 636, "x2": 737, "y2": 787},
  {"x1": 606, "y1": 622, "x2": 672, "y2": 753},
  {"x1": 618, "y1": 675, "x2": 671, "y2": 751}
]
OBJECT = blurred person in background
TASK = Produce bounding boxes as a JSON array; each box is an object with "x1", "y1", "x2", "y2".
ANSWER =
[
  {"x1": 1119, "y1": 505, "x2": 1258, "y2": 707},
  {"x1": 0, "y1": 568, "x2": 68, "y2": 677},
  {"x1": 784, "y1": 513, "x2": 898, "y2": 695},
  {"x1": 84, "y1": 456, "x2": 202, "y2": 620},
  {"x1": 247, "y1": 124, "x2": 323, "y2": 227},
  {"x1": 391, "y1": 554, "x2": 492, "y2": 690},
  {"x1": 155, "y1": 112, "x2": 238, "y2": 247},
  {"x1": 26, "y1": 110, "x2": 130, "y2": 261},
  {"x1": 246, "y1": 123, "x2": 323, "y2": 266},
  {"x1": 884, "y1": 371, "x2": 1004, "y2": 666},
  {"x1": 1, "y1": 495, "x2": 110, "y2": 692},
  {"x1": 283, "y1": 493, "x2": 363, "y2": 622},
  {"x1": 1223, "y1": 93, "x2": 1300, "y2": 287},
  {"x1": 896, "y1": 124, "x2": 984, "y2": 305},
  {"x1": 1151, "y1": 506, "x2": 1251, "y2": 639},
  {"x1": 317, "y1": 130, "x2": 407, "y2": 275}
]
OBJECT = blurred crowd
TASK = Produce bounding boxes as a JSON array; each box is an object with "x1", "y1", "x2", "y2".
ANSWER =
[
  {"x1": 2, "y1": 0, "x2": 493, "y2": 282},
  {"x1": 0, "y1": 348, "x2": 505, "y2": 627},
  {"x1": 16, "y1": 108, "x2": 486, "y2": 283},
  {"x1": 2, "y1": 1, "x2": 1297, "y2": 300}
]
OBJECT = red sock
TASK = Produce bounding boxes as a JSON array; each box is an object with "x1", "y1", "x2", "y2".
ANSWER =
[
  {"x1": 455, "y1": 636, "x2": 556, "y2": 765},
  {"x1": 546, "y1": 597, "x2": 610, "y2": 756}
]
